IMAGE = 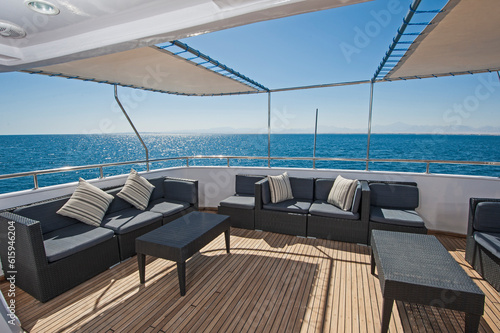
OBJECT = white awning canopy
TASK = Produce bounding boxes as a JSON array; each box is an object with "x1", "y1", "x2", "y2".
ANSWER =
[
  {"x1": 23, "y1": 44, "x2": 265, "y2": 96},
  {"x1": 385, "y1": 0, "x2": 500, "y2": 80}
]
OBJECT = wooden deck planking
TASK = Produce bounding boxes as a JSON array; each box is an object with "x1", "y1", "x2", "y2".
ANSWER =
[{"x1": 1, "y1": 230, "x2": 499, "y2": 333}]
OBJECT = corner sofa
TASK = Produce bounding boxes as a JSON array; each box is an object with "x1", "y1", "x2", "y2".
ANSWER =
[
  {"x1": 0, "y1": 176, "x2": 198, "y2": 302},
  {"x1": 465, "y1": 198, "x2": 500, "y2": 291},
  {"x1": 368, "y1": 181, "x2": 427, "y2": 243},
  {"x1": 218, "y1": 174, "x2": 265, "y2": 229}
]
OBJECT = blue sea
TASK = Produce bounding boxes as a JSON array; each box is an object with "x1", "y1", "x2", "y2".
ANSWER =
[{"x1": 0, "y1": 134, "x2": 499, "y2": 194}]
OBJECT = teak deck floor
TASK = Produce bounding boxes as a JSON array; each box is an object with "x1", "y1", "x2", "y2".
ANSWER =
[{"x1": 1, "y1": 229, "x2": 499, "y2": 333}]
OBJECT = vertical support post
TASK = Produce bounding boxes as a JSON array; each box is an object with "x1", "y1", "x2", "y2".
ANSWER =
[
  {"x1": 313, "y1": 108, "x2": 319, "y2": 169},
  {"x1": 33, "y1": 174, "x2": 38, "y2": 190},
  {"x1": 366, "y1": 80, "x2": 375, "y2": 171},
  {"x1": 267, "y1": 92, "x2": 271, "y2": 168},
  {"x1": 114, "y1": 85, "x2": 150, "y2": 171}
]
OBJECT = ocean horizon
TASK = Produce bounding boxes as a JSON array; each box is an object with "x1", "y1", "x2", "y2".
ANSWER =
[{"x1": 1, "y1": 133, "x2": 499, "y2": 194}]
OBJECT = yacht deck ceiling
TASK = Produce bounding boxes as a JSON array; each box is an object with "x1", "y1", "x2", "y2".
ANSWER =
[{"x1": 0, "y1": 0, "x2": 370, "y2": 72}]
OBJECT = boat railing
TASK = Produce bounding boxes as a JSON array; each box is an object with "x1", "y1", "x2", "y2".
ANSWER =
[{"x1": 0, "y1": 155, "x2": 499, "y2": 191}]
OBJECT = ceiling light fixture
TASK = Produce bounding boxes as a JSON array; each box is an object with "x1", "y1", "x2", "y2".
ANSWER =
[{"x1": 25, "y1": 0, "x2": 60, "y2": 15}]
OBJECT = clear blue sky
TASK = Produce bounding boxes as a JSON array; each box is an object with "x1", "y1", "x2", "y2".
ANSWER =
[{"x1": 1, "y1": 0, "x2": 499, "y2": 135}]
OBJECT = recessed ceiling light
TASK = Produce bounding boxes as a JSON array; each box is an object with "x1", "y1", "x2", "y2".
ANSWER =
[{"x1": 25, "y1": 1, "x2": 60, "y2": 15}]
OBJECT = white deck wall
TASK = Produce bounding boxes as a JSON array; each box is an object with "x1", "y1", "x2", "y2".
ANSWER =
[{"x1": 1, "y1": 166, "x2": 499, "y2": 235}]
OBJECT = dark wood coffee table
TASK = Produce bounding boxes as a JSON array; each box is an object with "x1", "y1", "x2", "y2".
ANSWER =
[
  {"x1": 136, "y1": 211, "x2": 230, "y2": 296},
  {"x1": 371, "y1": 230, "x2": 484, "y2": 333}
]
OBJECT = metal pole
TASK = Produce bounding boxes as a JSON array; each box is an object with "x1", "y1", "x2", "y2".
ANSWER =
[
  {"x1": 366, "y1": 80, "x2": 375, "y2": 171},
  {"x1": 268, "y1": 92, "x2": 271, "y2": 168},
  {"x1": 114, "y1": 85, "x2": 150, "y2": 171},
  {"x1": 313, "y1": 108, "x2": 318, "y2": 169}
]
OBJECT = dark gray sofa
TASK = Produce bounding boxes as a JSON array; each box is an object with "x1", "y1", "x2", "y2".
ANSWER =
[
  {"x1": 0, "y1": 176, "x2": 197, "y2": 302},
  {"x1": 307, "y1": 178, "x2": 370, "y2": 244},
  {"x1": 465, "y1": 198, "x2": 500, "y2": 291},
  {"x1": 368, "y1": 181, "x2": 427, "y2": 242},
  {"x1": 218, "y1": 174, "x2": 265, "y2": 229},
  {"x1": 255, "y1": 176, "x2": 314, "y2": 237}
]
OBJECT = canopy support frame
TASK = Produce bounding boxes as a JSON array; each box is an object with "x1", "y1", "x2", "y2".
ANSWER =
[
  {"x1": 114, "y1": 85, "x2": 150, "y2": 171},
  {"x1": 366, "y1": 80, "x2": 375, "y2": 171},
  {"x1": 268, "y1": 92, "x2": 271, "y2": 168}
]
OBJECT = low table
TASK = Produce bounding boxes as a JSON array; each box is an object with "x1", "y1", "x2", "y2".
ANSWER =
[
  {"x1": 136, "y1": 211, "x2": 230, "y2": 296},
  {"x1": 371, "y1": 230, "x2": 485, "y2": 333}
]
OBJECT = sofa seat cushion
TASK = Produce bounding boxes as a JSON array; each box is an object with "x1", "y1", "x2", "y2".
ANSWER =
[
  {"x1": 147, "y1": 199, "x2": 189, "y2": 217},
  {"x1": 370, "y1": 207, "x2": 425, "y2": 228},
  {"x1": 43, "y1": 224, "x2": 115, "y2": 263},
  {"x1": 474, "y1": 232, "x2": 500, "y2": 259},
  {"x1": 102, "y1": 208, "x2": 162, "y2": 235},
  {"x1": 219, "y1": 195, "x2": 254, "y2": 210},
  {"x1": 310, "y1": 201, "x2": 360, "y2": 220},
  {"x1": 263, "y1": 199, "x2": 311, "y2": 214}
]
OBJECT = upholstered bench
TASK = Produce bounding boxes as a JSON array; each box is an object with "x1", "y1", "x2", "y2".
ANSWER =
[{"x1": 368, "y1": 181, "x2": 427, "y2": 243}]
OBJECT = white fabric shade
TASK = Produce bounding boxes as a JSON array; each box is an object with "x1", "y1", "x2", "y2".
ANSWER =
[
  {"x1": 386, "y1": 0, "x2": 500, "y2": 80},
  {"x1": 26, "y1": 46, "x2": 261, "y2": 96}
]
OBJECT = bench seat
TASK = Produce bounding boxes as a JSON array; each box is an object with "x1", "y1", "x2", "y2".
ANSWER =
[
  {"x1": 44, "y1": 224, "x2": 115, "y2": 263},
  {"x1": 219, "y1": 195, "x2": 255, "y2": 210},
  {"x1": 370, "y1": 207, "x2": 424, "y2": 227},
  {"x1": 310, "y1": 200, "x2": 360, "y2": 220}
]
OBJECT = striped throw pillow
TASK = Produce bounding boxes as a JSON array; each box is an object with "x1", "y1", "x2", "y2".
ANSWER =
[
  {"x1": 57, "y1": 178, "x2": 114, "y2": 227},
  {"x1": 116, "y1": 169, "x2": 155, "y2": 210},
  {"x1": 327, "y1": 175, "x2": 358, "y2": 211},
  {"x1": 268, "y1": 172, "x2": 294, "y2": 203}
]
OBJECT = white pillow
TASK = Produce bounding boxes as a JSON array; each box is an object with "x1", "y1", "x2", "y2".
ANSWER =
[
  {"x1": 117, "y1": 169, "x2": 155, "y2": 210},
  {"x1": 57, "y1": 178, "x2": 114, "y2": 227},
  {"x1": 327, "y1": 175, "x2": 358, "y2": 211},
  {"x1": 268, "y1": 172, "x2": 294, "y2": 203}
]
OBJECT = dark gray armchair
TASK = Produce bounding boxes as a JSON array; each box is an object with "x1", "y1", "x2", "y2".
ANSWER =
[{"x1": 465, "y1": 198, "x2": 500, "y2": 291}]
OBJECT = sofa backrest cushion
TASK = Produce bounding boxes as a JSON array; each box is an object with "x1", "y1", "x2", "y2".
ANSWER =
[
  {"x1": 315, "y1": 178, "x2": 362, "y2": 213},
  {"x1": 290, "y1": 177, "x2": 314, "y2": 201},
  {"x1": 236, "y1": 175, "x2": 264, "y2": 195},
  {"x1": 370, "y1": 183, "x2": 419, "y2": 209},
  {"x1": 261, "y1": 180, "x2": 271, "y2": 205},
  {"x1": 106, "y1": 188, "x2": 133, "y2": 214},
  {"x1": 148, "y1": 177, "x2": 166, "y2": 201},
  {"x1": 315, "y1": 179, "x2": 334, "y2": 201},
  {"x1": 164, "y1": 179, "x2": 197, "y2": 204},
  {"x1": 474, "y1": 202, "x2": 500, "y2": 233},
  {"x1": 351, "y1": 183, "x2": 362, "y2": 213},
  {"x1": 14, "y1": 198, "x2": 78, "y2": 234}
]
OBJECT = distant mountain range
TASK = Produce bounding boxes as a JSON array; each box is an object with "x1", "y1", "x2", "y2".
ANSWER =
[{"x1": 166, "y1": 122, "x2": 500, "y2": 135}]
